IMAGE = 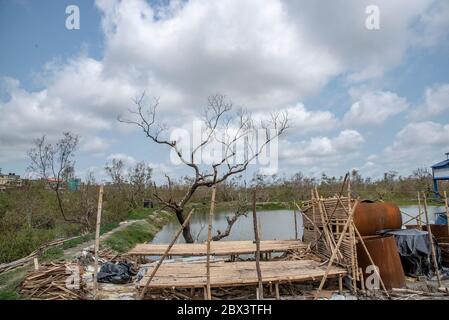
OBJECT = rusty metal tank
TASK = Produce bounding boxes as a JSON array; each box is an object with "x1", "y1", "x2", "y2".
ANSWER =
[
  {"x1": 406, "y1": 224, "x2": 449, "y2": 239},
  {"x1": 357, "y1": 235, "x2": 405, "y2": 289},
  {"x1": 353, "y1": 201, "x2": 402, "y2": 236}
]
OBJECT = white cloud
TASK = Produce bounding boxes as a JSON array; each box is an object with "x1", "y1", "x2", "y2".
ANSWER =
[
  {"x1": 343, "y1": 90, "x2": 409, "y2": 125},
  {"x1": 411, "y1": 83, "x2": 449, "y2": 119},
  {"x1": 280, "y1": 103, "x2": 337, "y2": 133},
  {"x1": 80, "y1": 136, "x2": 113, "y2": 153},
  {"x1": 366, "y1": 121, "x2": 449, "y2": 176},
  {"x1": 0, "y1": 0, "x2": 446, "y2": 173},
  {"x1": 282, "y1": 0, "x2": 435, "y2": 82},
  {"x1": 106, "y1": 153, "x2": 137, "y2": 166},
  {"x1": 411, "y1": 0, "x2": 449, "y2": 47},
  {"x1": 280, "y1": 130, "x2": 364, "y2": 166}
]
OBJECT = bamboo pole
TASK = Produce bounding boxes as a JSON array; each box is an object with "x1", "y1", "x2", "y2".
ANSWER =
[
  {"x1": 422, "y1": 193, "x2": 442, "y2": 287},
  {"x1": 293, "y1": 208, "x2": 298, "y2": 240},
  {"x1": 275, "y1": 282, "x2": 280, "y2": 300},
  {"x1": 93, "y1": 185, "x2": 104, "y2": 298},
  {"x1": 139, "y1": 209, "x2": 195, "y2": 299},
  {"x1": 314, "y1": 200, "x2": 359, "y2": 299},
  {"x1": 347, "y1": 178, "x2": 358, "y2": 294},
  {"x1": 417, "y1": 192, "x2": 423, "y2": 229},
  {"x1": 206, "y1": 185, "x2": 217, "y2": 300},
  {"x1": 252, "y1": 188, "x2": 263, "y2": 299},
  {"x1": 444, "y1": 191, "x2": 449, "y2": 238}
]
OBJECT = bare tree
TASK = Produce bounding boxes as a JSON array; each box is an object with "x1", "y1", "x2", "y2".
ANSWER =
[
  {"x1": 27, "y1": 132, "x2": 80, "y2": 224},
  {"x1": 105, "y1": 159, "x2": 153, "y2": 209},
  {"x1": 119, "y1": 93, "x2": 288, "y2": 243}
]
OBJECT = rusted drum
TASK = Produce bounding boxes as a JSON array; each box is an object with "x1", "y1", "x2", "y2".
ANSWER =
[
  {"x1": 353, "y1": 202, "x2": 402, "y2": 236},
  {"x1": 357, "y1": 235, "x2": 405, "y2": 289},
  {"x1": 423, "y1": 225, "x2": 449, "y2": 239},
  {"x1": 438, "y1": 238, "x2": 449, "y2": 267}
]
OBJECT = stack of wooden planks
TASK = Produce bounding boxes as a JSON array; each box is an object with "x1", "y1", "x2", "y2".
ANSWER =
[
  {"x1": 20, "y1": 262, "x2": 87, "y2": 300},
  {"x1": 139, "y1": 260, "x2": 346, "y2": 290},
  {"x1": 129, "y1": 240, "x2": 306, "y2": 257}
]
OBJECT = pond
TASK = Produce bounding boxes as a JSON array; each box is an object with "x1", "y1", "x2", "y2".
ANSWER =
[{"x1": 151, "y1": 205, "x2": 448, "y2": 244}]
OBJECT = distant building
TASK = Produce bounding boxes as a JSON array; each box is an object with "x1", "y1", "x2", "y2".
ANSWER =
[
  {"x1": 67, "y1": 178, "x2": 81, "y2": 191},
  {"x1": 46, "y1": 178, "x2": 65, "y2": 190},
  {"x1": 0, "y1": 173, "x2": 22, "y2": 190},
  {"x1": 431, "y1": 152, "x2": 449, "y2": 197}
]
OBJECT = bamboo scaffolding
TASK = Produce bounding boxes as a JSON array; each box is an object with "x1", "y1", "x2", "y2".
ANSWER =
[{"x1": 314, "y1": 199, "x2": 359, "y2": 299}]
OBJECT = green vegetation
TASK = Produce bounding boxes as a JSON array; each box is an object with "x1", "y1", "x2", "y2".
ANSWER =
[
  {"x1": 0, "y1": 266, "x2": 30, "y2": 300},
  {"x1": 104, "y1": 221, "x2": 156, "y2": 252},
  {"x1": 104, "y1": 210, "x2": 172, "y2": 252}
]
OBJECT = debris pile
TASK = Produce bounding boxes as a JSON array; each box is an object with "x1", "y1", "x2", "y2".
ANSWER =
[{"x1": 20, "y1": 262, "x2": 87, "y2": 300}]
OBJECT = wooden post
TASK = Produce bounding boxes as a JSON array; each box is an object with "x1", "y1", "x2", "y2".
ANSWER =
[
  {"x1": 347, "y1": 178, "x2": 358, "y2": 294},
  {"x1": 359, "y1": 267, "x2": 365, "y2": 292},
  {"x1": 314, "y1": 200, "x2": 359, "y2": 300},
  {"x1": 338, "y1": 274, "x2": 343, "y2": 294},
  {"x1": 417, "y1": 192, "x2": 423, "y2": 229},
  {"x1": 275, "y1": 282, "x2": 280, "y2": 300},
  {"x1": 422, "y1": 193, "x2": 442, "y2": 287},
  {"x1": 444, "y1": 191, "x2": 449, "y2": 238},
  {"x1": 33, "y1": 258, "x2": 39, "y2": 271},
  {"x1": 206, "y1": 185, "x2": 217, "y2": 300},
  {"x1": 252, "y1": 188, "x2": 263, "y2": 299},
  {"x1": 293, "y1": 208, "x2": 298, "y2": 240},
  {"x1": 93, "y1": 185, "x2": 104, "y2": 298},
  {"x1": 139, "y1": 209, "x2": 195, "y2": 299}
]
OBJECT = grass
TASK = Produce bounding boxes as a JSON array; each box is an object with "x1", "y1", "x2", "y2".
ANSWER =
[
  {"x1": 127, "y1": 207, "x2": 156, "y2": 220},
  {"x1": 0, "y1": 265, "x2": 31, "y2": 300},
  {"x1": 103, "y1": 221, "x2": 158, "y2": 252},
  {"x1": 61, "y1": 222, "x2": 119, "y2": 250},
  {"x1": 103, "y1": 209, "x2": 174, "y2": 253}
]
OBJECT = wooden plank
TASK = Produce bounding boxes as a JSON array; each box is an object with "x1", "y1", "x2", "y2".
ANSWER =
[
  {"x1": 139, "y1": 260, "x2": 347, "y2": 289},
  {"x1": 129, "y1": 240, "x2": 306, "y2": 257}
]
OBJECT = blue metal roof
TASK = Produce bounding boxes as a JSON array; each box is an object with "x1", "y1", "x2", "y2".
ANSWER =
[{"x1": 432, "y1": 159, "x2": 449, "y2": 168}]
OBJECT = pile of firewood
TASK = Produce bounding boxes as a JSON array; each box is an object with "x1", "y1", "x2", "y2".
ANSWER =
[{"x1": 20, "y1": 262, "x2": 87, "y2": 300}]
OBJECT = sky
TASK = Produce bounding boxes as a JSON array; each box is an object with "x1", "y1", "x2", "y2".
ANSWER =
[{"x1": 0, "y1": 0, "x2": 449, "y2": 183}]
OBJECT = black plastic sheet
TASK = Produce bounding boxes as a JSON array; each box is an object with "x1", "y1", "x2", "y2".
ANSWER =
[
  {"x1": 378, "y1": 229, "x2": 441, "y2": 278},
  {"x1": 97, "y1": 262, "x2": 134, "y2": 284}
]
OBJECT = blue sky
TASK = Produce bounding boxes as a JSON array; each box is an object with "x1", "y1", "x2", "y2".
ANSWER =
[{"x1": 1, "y1": 0, "x2": 449, "y2": 183}]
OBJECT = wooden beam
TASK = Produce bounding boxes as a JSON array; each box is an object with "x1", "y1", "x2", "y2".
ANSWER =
[
  {"x1": 93, "y1": 185, "x2": 104, "y2": 298},
  {"x1": 206, "y1": 185, "x2": 217, "y2": 300},
  {"x1": 252, "y1": 188, "x2": 263, "y2": 299}
]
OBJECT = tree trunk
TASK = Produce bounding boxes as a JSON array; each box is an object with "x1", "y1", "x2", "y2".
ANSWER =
[{"x1": 175, "y1": 209, "x2": 194, "y2": 243}]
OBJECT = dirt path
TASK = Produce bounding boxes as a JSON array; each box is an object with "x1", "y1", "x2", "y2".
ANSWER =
[{"x1": 63, "y1": 219, "x2": 146, "y2": 260}]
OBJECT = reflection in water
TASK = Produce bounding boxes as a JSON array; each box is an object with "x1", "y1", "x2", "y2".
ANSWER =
[{"x1": 151, "y1": 206, "x2": 447, "y2": 244}]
